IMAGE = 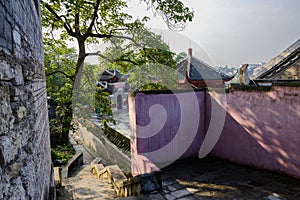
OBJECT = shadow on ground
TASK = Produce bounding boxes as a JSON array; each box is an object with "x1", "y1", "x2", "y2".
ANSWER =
[{"x1": 160, "y1": 157, "x2": 300, "y2": 200}]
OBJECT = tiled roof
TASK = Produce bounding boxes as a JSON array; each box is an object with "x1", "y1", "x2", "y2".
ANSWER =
[
  {"x1": 252, "y1": 38, "x2": 300, "y2": 79},
  {"x1": 177, "y1": 56, "x2": 233, "y2": 81},
  {"x1": 99, "y1": 69, "x2": 129, "y2": 82}
]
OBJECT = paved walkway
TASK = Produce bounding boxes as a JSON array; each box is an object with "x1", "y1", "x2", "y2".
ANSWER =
[
  {"x1": 119, "y1": 157, "x2": 300, "y2": 200},
  {"x1": 57, "y1": 144, "x2": 117, "y2": 200},
  {"x1": 90, "y1": 107, "x2": 131, "y2": 138},
  {"x1": 161, "y1": 157, "x2": 300, "y2": 199},
  {"x1": 82, "y1": 108, "x2": 300, "y2": 200},
  {"x1": 109, "y1": 107, "x2": 130, "y2": 138},
  {"x1": 56, "y1": 140, "x2": 300, "y2": 200}
]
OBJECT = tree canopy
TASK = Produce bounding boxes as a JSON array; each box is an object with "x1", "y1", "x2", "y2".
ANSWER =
[
  {"x1": 42, "y1": 0, "x2": 194, "y2": 145},
  {"x1": 42, "y1": 0, "x2": 193, "y2": 79}
]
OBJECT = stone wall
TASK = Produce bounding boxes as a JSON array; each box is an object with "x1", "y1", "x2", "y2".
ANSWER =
[
  {"x1": 76, "y1": 118, "x2": 131, "y2": 173},
  {"x1": 0, "y1": 1, "x2": 53, "y2": 199}
]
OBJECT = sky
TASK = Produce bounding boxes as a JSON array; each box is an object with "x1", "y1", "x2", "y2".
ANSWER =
[{"x1": 127, "y1": 0, "x2": 300, "y2": 67}]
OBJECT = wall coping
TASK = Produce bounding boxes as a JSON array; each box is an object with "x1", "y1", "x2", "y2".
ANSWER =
[
  {"x1": 91, "y1": 161, "x2": 162, "y2": 197},
  {"x1": 61, "y1": 135, "x2": 84, "y2": 179}
]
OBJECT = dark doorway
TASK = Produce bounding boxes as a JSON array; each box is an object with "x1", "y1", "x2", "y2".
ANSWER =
[{"x1": 117, "y1": 95, "x2": 122, "y2": 110}]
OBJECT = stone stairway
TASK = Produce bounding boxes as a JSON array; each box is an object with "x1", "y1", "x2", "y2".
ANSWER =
[
  {"x1": 56, "y1": 143, "x2": 117, "y2": 200},
  {"x1": 64, "y1": 164, "x2": 117, "y2": 200}
]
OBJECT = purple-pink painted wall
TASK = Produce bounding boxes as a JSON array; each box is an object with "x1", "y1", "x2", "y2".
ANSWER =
[
  {"x1": 209, "y1": 86, "x2": 300, "y2": 178},
  {"x1": 129, "y1": 91, "x2": 206, "y2": 174},
  {"x1": 129, "y1": 86, "x2": 300, "y2": 178}
]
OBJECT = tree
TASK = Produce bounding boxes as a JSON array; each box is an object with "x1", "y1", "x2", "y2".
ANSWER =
[
  {"x1": 42, "y1": 0, "x2": 194, "y2": 144},
  {"x1": 94, "y1": 28, "x2": 180, "y2": 91},
  {"x1": 44, "y1": 40, "x2": 77, "y2": 145},
  {"x1": 175, "y1": 52, "x2": 187, "y2": 63},
  {"x1": 42, "y1": 0, "x2": 193, "y2": 85}
]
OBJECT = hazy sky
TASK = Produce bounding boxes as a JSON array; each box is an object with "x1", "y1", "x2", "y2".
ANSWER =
[{"x1": 130, "y1": 0, "x2": 300, "y2": 67}]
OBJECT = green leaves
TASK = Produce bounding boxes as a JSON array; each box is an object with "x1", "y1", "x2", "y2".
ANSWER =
[
  {"x1": 144, "y1": 0, "x2": 194, "y2": 30},
  {"x1": 44, "y1": 41, "x2": 77, "y2": 145},
  {"x1": 42, "y1": 0, "x2": 194, "y2": 145},
  {"x1": 42, "y1": 0, "x2": 194, "y2": 45}
]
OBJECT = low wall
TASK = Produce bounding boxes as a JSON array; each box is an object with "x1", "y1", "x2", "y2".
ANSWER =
[
  {"x1": 209, "y1": 86, "x2": 300, "y2": 178},
  {"x1": 76, "y1": 118, "x2": 131, "y2": 173},
  {"x1": 129, "y1": 86, "x2": 300, "y2": 178}
]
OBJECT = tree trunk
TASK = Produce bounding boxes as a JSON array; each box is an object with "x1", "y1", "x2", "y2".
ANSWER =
[
  {"x1": 51, "y1": 39, "x2": 86, "y2": 146},
  {"x1": 74, "y1": 39, "x2": 86, "y2": 90}
]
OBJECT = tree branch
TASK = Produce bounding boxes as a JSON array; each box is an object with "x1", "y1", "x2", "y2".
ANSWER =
[
  {"x1": 84, "y1": 0, "x2": 101, "y2": 40},
  {"x1": 46, "y1": 70, "x2": 75, "y2": 81},
  {"x1": 74, "y1": 12, "x2": 81, "y2": 37},
  {"x1": 86, "y1": 52, "x2": 139, "y2": 65},
  {"x1": 89, "y1": 33, "x2": 113, "y2": 38},
  {"x1": 109, "y1": 35, "x2": 140, "y2": 46},
  {"x1": 109, "y1": 28, "x2": 132, "y2": 34},
  {"x1": 43, "y1": 2, "x2": 76, "y2": 37},
  {"x1": 89, "y1": 33, "x2": 139, "y2": 47}
]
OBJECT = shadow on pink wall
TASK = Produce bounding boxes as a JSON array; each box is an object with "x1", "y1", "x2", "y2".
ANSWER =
[
  {"x1": 129, "y1": 86, "x2": 300, "y2": 178},
  {"x1": 209, "y1": 86, "x2": 300, "y2": 178}
]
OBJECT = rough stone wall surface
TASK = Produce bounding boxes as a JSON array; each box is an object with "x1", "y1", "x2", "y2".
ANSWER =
[{"x1": 0, "y1": 1, "x2": 53, "y2": 199}]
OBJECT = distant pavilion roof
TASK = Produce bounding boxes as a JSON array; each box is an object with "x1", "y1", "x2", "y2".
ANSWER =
[
  {"x1": 99, "y1": 69, "x2": 129, "y2": 83},
  {"x1": 177, "y1": 49, "x2": 234, "y2": 82}
]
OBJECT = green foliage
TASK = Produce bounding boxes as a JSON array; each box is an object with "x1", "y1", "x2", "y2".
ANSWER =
[
  {"x1": 42, "y1": 0, "x2": 194, "y2": 145},
  {"x1": 97, "y1": 28, "x2": 179, "y2": 92},
  {"x1": 51, "y1": 142, "x2": 76, "y2": 165},
  {"x1": 94, "y1": 90, "x2": 115, "y2": 125},
  {"x1": 42, "y1": 0, "x2": 193, "y2": 42},
  {"x1": 145, "y1": 0, "x2": 194, "y2": 30},
  {"x1": 44, "y1": 41, "x2": 77, "y2": 145},
  {"x1": 175, "y1": 52, "x2": 187, "y2": 63},
  {"x1": 138, "y1": 82, "x2": 170, "y2": 91}
]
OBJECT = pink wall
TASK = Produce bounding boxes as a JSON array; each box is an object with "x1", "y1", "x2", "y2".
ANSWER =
[
  {"x1": 129, "y1": 91, "x2": 206, "y2": 174},
  {"x1": 129, "y1": 86, "x2": 300, "y2": 178},
  {"x1": 209, "y1": 86, "x2": 300, "y2": 178}
]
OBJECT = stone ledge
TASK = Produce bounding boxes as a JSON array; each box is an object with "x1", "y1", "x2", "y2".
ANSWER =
[
  {"x1": 91, "y1": 160, "x2": 162, "y2": 197},
  {"x1": 61, "y1": 135, "x2": 84, "y2": 179},
  {"x1": 91, "y1": 163, "x2": 105, "y2": 177},
  {"x1": 66, "y1": 152, "x2": 83, "y2": 178},
  {"x1": 53, "y1": 167, "x2": 61, "y2": 187}
]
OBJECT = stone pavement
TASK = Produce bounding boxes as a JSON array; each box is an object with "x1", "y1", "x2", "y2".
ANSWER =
[
  {"x1": 89, "y1": 107, "x2": 131, "y2": 138},
  {"x1": 109, "y1": 107, "x2": 130, "y2": 138},
  {"x1": 56, "y1": 144, "x2": 117, "y2": 200},
  {"x1": 55, "y1": 141, "x2": 300, "y2": 200},
  {"x1": 119, "y1": 157, "x2": 300, "y2": 200}
]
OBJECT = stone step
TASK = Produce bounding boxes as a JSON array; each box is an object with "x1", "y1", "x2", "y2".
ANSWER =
[{"x1": 64, "y1": 164, "x2": 117, "y2": 199}]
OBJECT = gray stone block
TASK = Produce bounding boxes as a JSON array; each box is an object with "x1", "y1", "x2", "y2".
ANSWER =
[
  {"x1": 140, "y1": 172, "x2": 162, "y2": 194},
  {"x1": 170, "y1": 189, "x2": 191, "y2": 198},
  {"x1": 0, "y1": 14, "x2": 4, "y2": 36},
  {"x1": 3, "y1": 20, "x2": 12, "y2": 43},
  {"x1": 0, "y1": 60, "x2": 14, "y2": 81}
]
